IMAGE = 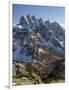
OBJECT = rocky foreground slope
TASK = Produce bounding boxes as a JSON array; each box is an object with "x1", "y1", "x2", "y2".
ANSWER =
[{"x1": 13, "y1": 58, "x2": 64, "y2": 85}]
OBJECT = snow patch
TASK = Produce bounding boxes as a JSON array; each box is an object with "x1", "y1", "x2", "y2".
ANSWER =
[{"x1": 38, "y1": 48, "x2": 44, "y2": 53}]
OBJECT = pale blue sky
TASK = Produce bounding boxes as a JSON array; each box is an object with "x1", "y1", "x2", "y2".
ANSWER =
[{"x1": 13, "y1": 4, "x2": 65, "y2": 27}]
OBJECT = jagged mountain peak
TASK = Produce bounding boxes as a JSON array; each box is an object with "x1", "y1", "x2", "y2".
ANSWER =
[{"x1": 13, "y1": 14, "x2": 65, "y2": 62}]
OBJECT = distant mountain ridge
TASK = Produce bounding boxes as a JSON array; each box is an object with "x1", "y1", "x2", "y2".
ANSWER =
[{"x1": 13, "y1": 14, "x2": 65, "y2": 62}]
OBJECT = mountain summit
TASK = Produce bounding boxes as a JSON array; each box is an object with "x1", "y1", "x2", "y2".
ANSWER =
[{"x1": 13, "y1": 14, "x2": 65, "y2": 62}]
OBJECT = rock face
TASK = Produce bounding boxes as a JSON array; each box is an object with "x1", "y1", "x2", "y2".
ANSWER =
[
  {"x1": 13, "y1": 60, "x2": 65, "y2": 85},
  {"x1": 12, "y1": 14, "x2": 65, "y2": 85},
  {"x1": 13, "y1": 15, "x2": 65, "y2": 61}
]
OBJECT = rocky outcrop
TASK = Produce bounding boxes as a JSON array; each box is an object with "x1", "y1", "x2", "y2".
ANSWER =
[{"x1": 13, "y1": 57, "x2": 65, "y2": 85}]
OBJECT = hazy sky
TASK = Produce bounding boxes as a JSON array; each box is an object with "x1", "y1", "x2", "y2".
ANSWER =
[{"x1": 13, "y1": 4, "x2": 65, "y2": 27}]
